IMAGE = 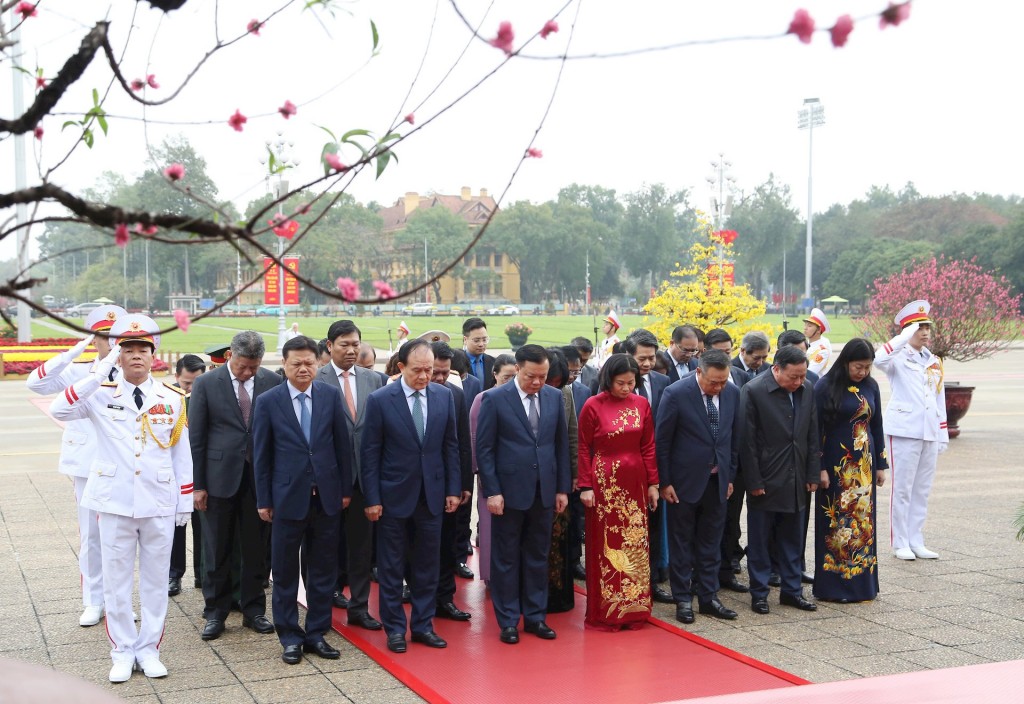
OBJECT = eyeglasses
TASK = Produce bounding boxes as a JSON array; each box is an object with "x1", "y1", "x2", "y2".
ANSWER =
[{"x1": 468, "y1": 336, "x2": 489, "y2": 344}]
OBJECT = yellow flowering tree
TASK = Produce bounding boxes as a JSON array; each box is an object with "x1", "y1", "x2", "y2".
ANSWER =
[{"x1": 644, "y1": 216, "x2": 774, "y2": 349}]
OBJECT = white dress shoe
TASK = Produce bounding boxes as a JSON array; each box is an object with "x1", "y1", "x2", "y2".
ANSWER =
[
  {"x1": 911, "y1": 546, "x2": 939, "y2": 559},
  {"x1": 109, "y1": 661, "x2": 134, "y2": 683},
  {"x1": 136, "y1": 658, "x2": 168, "y2": 678},
  {"x1": 80, "y1": 605, "x2": 104, "y2": 627},
  {"x1": 894, "y1": 547, "x2": 916, "y2": 560}
]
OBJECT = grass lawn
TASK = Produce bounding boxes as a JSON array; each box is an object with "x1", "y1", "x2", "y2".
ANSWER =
[{"x1": 31, "y1": 311, "x2": 867, "y2": 354}]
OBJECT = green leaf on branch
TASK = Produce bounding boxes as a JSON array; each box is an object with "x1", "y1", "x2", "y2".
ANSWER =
[
  {"x1": 321, "y1": 142, "x2": 340, "y2": 176},
  {"x1": 315, "y1": 124, "x2": 338, "y2": 142},
  {"x1": 375, "y1": 149, "x2": 398, "y2": 180},
  {"x1": 371, "y1": 20, "x2": 379, "y2": 51}
]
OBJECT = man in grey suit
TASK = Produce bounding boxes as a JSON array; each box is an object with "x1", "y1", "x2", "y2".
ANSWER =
[
  {"x1": 739, "y1": 345, "x2": 820, "y2": 615},
  {"x1": 190, "y1": 331, "x2": 282, "y2": 640},
  {"x1": 316, "y1": 320, "x2": 384, "y2": 631}
]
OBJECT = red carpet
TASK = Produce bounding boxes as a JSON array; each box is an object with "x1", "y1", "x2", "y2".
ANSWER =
[{"x1": 328, "y1": 558, "x2": 805, "y2": 703}]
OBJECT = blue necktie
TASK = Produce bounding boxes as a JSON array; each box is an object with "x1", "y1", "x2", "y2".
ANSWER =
[
  {"x1": 706, "y1": 394, "x2": 719, "y2": 440},
  {"x1": 298, "y1": 392, "x2": 311, "y2": 443},
  {"x1": 412, "y1": 391, "x2": 425, "y2": 441},
  {"x1": 473, "y1": 356, "x2": 484, "y2": 383}
]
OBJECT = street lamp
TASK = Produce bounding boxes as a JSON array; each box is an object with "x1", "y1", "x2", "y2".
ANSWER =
[
  {"x1": 797, "y1": 98, "x2": 825, "y2": 309},
  {"x1": 706, "y1": 153, "x2": 735, "y2": 289},
  {"x1": 259, "y1": 132, "x2": 300, "y2": 354}
]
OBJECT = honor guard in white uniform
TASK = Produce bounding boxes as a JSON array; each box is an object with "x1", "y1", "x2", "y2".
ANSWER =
[
  {"x1": 595, "y1": 310, "x2": 621, "y2": 368},
  {"x1": 874, "y1": 300, "x2": 948, "y2": 561},
  {"x1": 803, "y1": 307, "x2": 832, "y2": 376},
  {"x1": 50, "y1": 314, "x2": 193, "y2": 683},
  {"x1": 26, "y1": 304, "x2": 125, "y2": 627}
]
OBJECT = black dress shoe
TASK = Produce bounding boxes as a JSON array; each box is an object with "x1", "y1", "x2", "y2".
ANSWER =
[
  {"x1": 455, "y1": 563, "x2": 475, "y2": 579},
  {"x1": 751, "y1": 598, "x2": 770, "y2": 615},
  {"x1": 436, "y1": 601, "x2": 471, "y2": 621},
  {"x1": 801, "y1": 572, "x2": 815, "y2": 585},
  {"x1": 780, "y1": 592, "x2": 817, "y2": 611},
  {"x1": 193, "y1": 578, "x2": 203, "y2": 588},
  {"x1": 675, "y1": 602, "x2": 695, "y2": 624},
  {"x1": 720, "y1": 576, "x2": 750, "y2": 593},
  {"x1": 303, "y1": 639, "x2": 340, "y2": 659},
  {"x1": 262, "y1": 577, "x2": 270, "y2": 589},
  {"x1": 401, "y1": 585, "x2": 412, "y2": 603},
  {"x1": 411, "y1": 631, "x2": 447, "y2": 648},
  {"x1": 386, "y1": 633, "x2": 407, "y2": 653},
  {"x1": 201, "y1": 619, "x2": 225, "y2": 641},
  {"x1": 572, "y1": 563, "x2": 586, "y2": 580},
  {"x1": 524, "y1": 621, "x2": 556, "y2": 640},
  {"x1": 651, "y1": 584, "x2": 674, "y2": 604},
  {"x1": 332, "y1": 590, "x2": 349, "y2": 609},
  {"x1": 768, "y1": 573, "x2": 782, "y2": 587},
  {"x1": 168, "y1": 578, "x2": 181, "y2": 596},
  {"x1": 242, "y1": 614, "x2": 275, "y2": 634},
  {"x1": 699, "y1": 598, "x2": 738, "y2": 620},
  {"x1": 731, "y1": 559, "x2": 742, "y2": 574},
  {"x1": 499, "y1": 626, "x2": 519, "y2": 644},
  {"x1": 282, "y1": 644, "x2": 302, "y2": 665},
  {"x1": 348, "y1": 612, "x2": 383, "y2": 630}
]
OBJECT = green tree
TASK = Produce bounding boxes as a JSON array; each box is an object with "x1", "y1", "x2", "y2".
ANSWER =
[
  {"x1": 726, "y1": 174, "x2": 801, "y2": 300},
  {"x1": 619, "y1": 184, "x2": 689, "y2": 293},
  {"x1": 395, "y1": 207, "x2": 473, "y2": 303}
]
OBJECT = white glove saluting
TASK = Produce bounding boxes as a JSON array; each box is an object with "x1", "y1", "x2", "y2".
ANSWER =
[
  {"x1": 92, "y1": 344, "x2": 121, "y2": 382},
  {"x1": 64, "y1": 334, "x2": 95, "y2": 362}
]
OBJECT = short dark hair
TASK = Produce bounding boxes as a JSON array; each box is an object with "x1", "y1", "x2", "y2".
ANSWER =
[
  {"x1": 327, "y1": 319, "x2": 361, "y2": 342},
  {"x1": 704, "y1": 328, "x2": 732, "y2": 348},
  {"x1": 624, "y1": 330, "x2": 659, "y2": 352},
  {"x1": 317, "y1": 338, "x2": 330, "y2": 358},
  {"x1": 398, "y1": 338, "x2": 432, "y2": 364},
  {"x1": 570, "y1": 336, "x2": 594, "y2": 354},
  {"x1": 599, "y1": 353, "x2": 641, "y2": 392},
  {"x1": 515, "y1": 343, "x2": 548, "y2": 366},
  {"x1": 698, "y1": 349, "x2": 731, "y2": 372},
  {"x1": 559, "y1": 345, "x2": 581, "y2": 364},
  {"x1": 282, "y1": 335, "x2": 319, "y2": 359},
  {"x1": 450, "y1": 349, "x2": 470, "y2": 375},
  {"x1": 493, "y1": 353, "x2": 516, "y2": 377},
  {"x1": 546, "y1": 348, "x2": 569, "y2": 388},
  {"x1": 176, "y1": 354, "x2": 206, "y2": 375},
  {"x1": 462, "y1": 317, "x2": 487, "y2": 336},
  {"x1": 773, "y1": 344, "x2": 809, "y2": 369},
  {"x1": 777, "y1": 329, "x2": 808, "y2": 349},
  {"x1": 431, "y1": 341, "x2": 455, "y2": 361},
  {"x1": 671, "y1": 325, "x2": 700, "y2": 344}
]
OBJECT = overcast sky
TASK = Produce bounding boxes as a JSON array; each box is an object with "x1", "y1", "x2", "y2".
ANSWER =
[{"x1": 3, "y1": 0, "x2": 1022, "y2": 260}]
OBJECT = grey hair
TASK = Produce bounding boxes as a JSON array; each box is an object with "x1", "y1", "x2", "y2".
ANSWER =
[
  {"x1": 231, "y1": 330, "x2": 266, "y2": 359},
  {"x1": 741, "y1": 330, "x2": 769, "y2": 352}
]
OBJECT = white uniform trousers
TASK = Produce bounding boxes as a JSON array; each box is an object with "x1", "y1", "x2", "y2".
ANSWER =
[
  {"x1": 98, "y1": 512, "x2": 173, "y2": 664},
  {"x1": 73, "y1": 476, "x2": 105, "y2": 608},
  {"x1": 887, "y1": 435, "x2": 939, "y2": 550}
]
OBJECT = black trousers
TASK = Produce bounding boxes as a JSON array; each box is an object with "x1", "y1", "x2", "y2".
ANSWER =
[
  {"x1": 201, "y1": 473, "x2": 269, "y2": 620},
  {"x1": 454, "y1": 487, "x2": 474, "y2": 563},
  {"x1": 667, "y1": 474, "x2": 727, "y2": 604},
  {"x1": 719, "y1": 471, "x2": 746, "y2": 580},
  {"x1": 169, "y1": 511, "x2": 203, "y2": 583},
  {"x1": 344, "y1": 485, "x2": 374, "y2": 616}
]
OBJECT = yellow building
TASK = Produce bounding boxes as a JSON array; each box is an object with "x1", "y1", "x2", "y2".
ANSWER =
[{"x1": 376, "y1": 187, "x2": 521, "y2": 304}]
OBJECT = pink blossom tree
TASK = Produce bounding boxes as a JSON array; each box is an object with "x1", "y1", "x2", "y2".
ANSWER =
[{"x1": 858, "y1": 256, "x2": 1024, "y2": 362}]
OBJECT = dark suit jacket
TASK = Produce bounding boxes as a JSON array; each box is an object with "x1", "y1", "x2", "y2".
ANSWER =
[
  {"x1": 663, "y1": 351, "x2": 698, "y2": 383},
  {"x1": 738, "y1": 372, "x2": 820, "y2": 513},
  {"x1": 640, "y1": 370, "x2": 671, "y2": 418},
  {"x1": 360, "y1": 381, "x2": 461, "y2": 518},
  {"x1": 460, "y1": 373, "x2": 482, "y2": 411},
  {"x1": 732, "y1": 356, "x2": 766, "y2": 378},
  {"x1": 445, "y1": 381, "x2": 474, "y2": 493},
  {"x1": 579, "y1": 363, "x2": 599, "y2": 391},
  {"x1": 252, "y1": 380, "x2": 353, "y2": 521},
  {"x1": 656, "y1": 375, "x2": 740, "y2": 503},
  {"x1": 467, "y1": 352, "x2": 495, "y2": 390},
  {"x1": 189, "y1": 364, "x2": 282, "y2": 498},
  {"x1": 476, "y1": 382, "x2": 571, "y2": 511},
  {"x1": 684, "y1": 366, "x2": 750, "y2": 388},
  {"x1": 570, "y1": 380, "x2": 591, "y2": 420},
  {"x1": 315, "y1": 363, "x2": 383, "y2": 490}
]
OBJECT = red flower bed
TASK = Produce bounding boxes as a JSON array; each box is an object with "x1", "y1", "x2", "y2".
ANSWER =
[{"x1": 4, "y1": 357, "x2": 169, "y2": 376}]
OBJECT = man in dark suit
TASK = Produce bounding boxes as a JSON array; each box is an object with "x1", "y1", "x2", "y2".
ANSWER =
[
  {"x1": 477, "y1": 344, "x2": 571, "y2": 644},
  {"x1": 169, "y1": 354, "x2": 207, "y2": 596},
  {"x1": 571, "y1": 336, "x2": 598, "y2": 391},
  {"x1": 429, "y1": 342, "x2": 475, "y2": 616},
  {"x1": 739, "y1": 345, "x2": 820, "y2": 615},
  {"x1": 561, "y1": 345, "x2": 591, "y2": 580},
  {"x1": 450, "y1": 348, "x2": 480, "y2": 574},
  {"x1": 253, "y1": 336, "x2": 353, "y2": 664},
  {"x1": 702, "y1": 329, "x2": 751, "y2": 388},
  {"x1": 190, "y1": 331, "x2": 282, "y2": 641},
  {"x1": 733, "y1": 331, "x2": 771, "y2": 378},
  {"x1": 656, "y1": 350, "x2": 741, "y2": 624},
  {"x1": 463, "y1": 317, "x2": 495, "y2": 390},
  {"x1": 663, "y1": 325, "x2": 701, "y2": 383},
  {"x1": 315, "y1": 320, "x2": 384, "y2": 631},
  {"x1": 361, "y1": 339, "x2": 461, "y2": 654}
]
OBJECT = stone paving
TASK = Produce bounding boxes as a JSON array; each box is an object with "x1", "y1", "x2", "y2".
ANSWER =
[{"x1": 0, "y1": 350, "x2": 1022, "y2": 702}]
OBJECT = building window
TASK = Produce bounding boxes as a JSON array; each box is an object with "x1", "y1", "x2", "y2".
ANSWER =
[
  {"x1": 475, "y1": 252, "x2": 489, "y2": 267},
  {"x1": 493, "y1": 253, "x2": 503, "y2": 268},
  {"x1": 494, "y1": 280, "x2": 503, "y2": 296}
]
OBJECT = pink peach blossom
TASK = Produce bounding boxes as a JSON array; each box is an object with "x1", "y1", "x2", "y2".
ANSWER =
[
  {"x1": 404, "y1": 113, "x2": 415, "y2": 125},
  {"x1": 372, "y1": 280, "x2": 397, "y2": 300},
  {"x1": 33, "y1": 125, "x2": 43, "y2": 140},
  {"x1": 278, "y1": 100, "x2": 297, "y2": 119},
  {"x1": 228, "y1": 109, "x2": 247, "y2": 132},
  {"x1": 247, "y1": 19, "x2": 263, "y2": 35},
  {"x1": 830, "y1": 15, "x2": 854, "y2": 47},
  {"x1": 325, "y1": 153, "x2": 348, "y2": 172},
  {"x1": 134, "y1": 223, "x2": 158, "y2": 236},
  {"x1": 526, "y1": 148, "x2": 543, "y2": 158},
  {"x1": 114, "y1": 224, "x2": 130, "y2": 248},
  {"x1": 489, "y1": 21, "x2": 515, "y2": 55},
  {"x1": 16, "y1": 3, "x2": 37, "y2": 20},
  {"x1": 337, "y1": 277, "x2": 359, "y2": 302},
  {"x1": 35, "y1": 76, "x2": 47, "y2": 90},
  {"x1": 174, "y1": 309, "x2": 191, "y2": 332},
  {"x1": 540, "y1": 20, "x2": 559, "y2": 39},
  {"x1": 146, "y1": 74, "x2": 160, "y2": 89},
  {"x1": 880, "y1": 2, "x2": 911, "y2": 29},
  {"x1": 788, "y1": 9, "x2": 815, "y2": 44},
  {"x1": 163, "y1": 163, "x2": 185, "y2": 181},
  {"x1": 131, "y1": 79, "x2": 146, "y2": 92}
]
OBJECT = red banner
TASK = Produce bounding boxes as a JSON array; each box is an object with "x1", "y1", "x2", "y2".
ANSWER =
[
  {"x1": 282, "y1": 257, "x2": 300, "y2": 305},
  {"x1": 263, "y1": 257, "x2": 280, "y2": 304},
  {"x1": 706, "y1": 261, "x2": 735, "y2": 292}
]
